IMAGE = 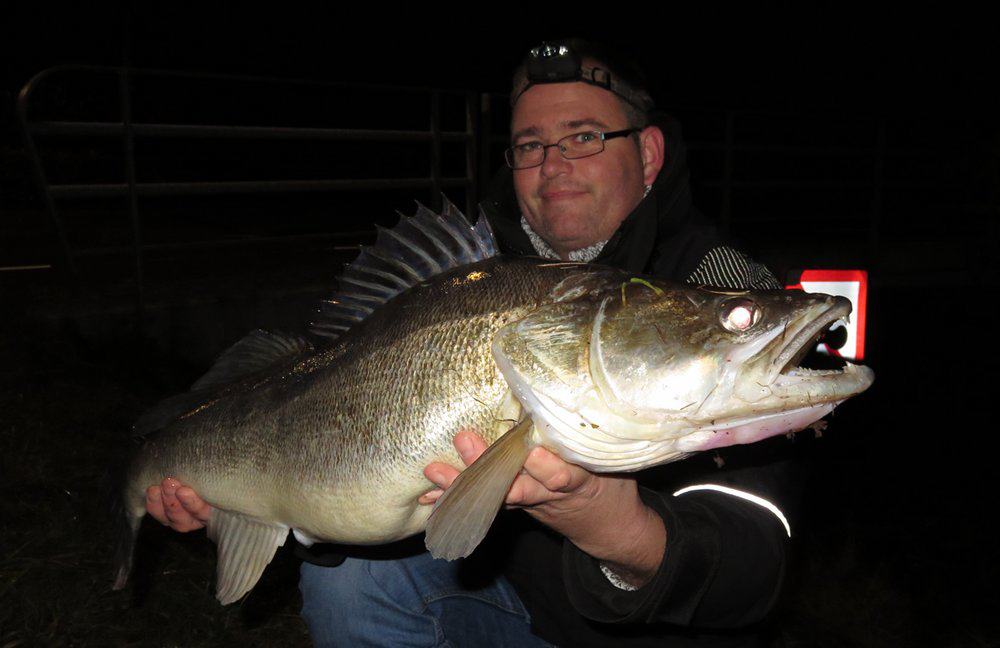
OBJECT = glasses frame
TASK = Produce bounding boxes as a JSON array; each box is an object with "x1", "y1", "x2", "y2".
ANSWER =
[{"x1": 505, "y1": 128, "x2": 640, "y2": 170}]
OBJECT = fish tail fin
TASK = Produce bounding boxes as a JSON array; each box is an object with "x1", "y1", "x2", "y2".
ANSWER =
[
  {"x1": 112, "y1": 485, "x2": 145, "y2": 591},
  {"x1": 425, "y1": 417, "x2": 534, "y2": 560}
]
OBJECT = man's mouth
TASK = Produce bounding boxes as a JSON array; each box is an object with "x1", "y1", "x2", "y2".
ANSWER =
[{"x1": 540, "y1": 188, "x2": 588, "y2": 201}]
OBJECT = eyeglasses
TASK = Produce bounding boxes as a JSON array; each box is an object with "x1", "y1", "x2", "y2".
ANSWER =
[{"x1": 504, "y1": 128, "x2": 640, "y2": 170}]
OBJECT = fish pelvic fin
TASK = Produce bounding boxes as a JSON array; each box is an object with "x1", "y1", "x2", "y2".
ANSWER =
[
  {"x1": 206, "y1": 510, "x2": 289, "y2": 605},
  {"x1": 424, "y1": 417, "x2": 534, "y2": 561}
]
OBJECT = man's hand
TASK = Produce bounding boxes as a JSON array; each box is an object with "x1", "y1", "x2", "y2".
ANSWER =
[
  {"x1": 145, "y1": 478, "x2": 213, "y2": 532},
  {"x1": 421, "y1": 430, "x2": 666, "y2": 587}
]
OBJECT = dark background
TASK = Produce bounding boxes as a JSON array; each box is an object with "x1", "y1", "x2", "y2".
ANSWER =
[{"x1": 1, "y1": 4, "x2": 997, "y2": 647}]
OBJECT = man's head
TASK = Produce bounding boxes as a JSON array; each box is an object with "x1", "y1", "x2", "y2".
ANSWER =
[{"x1": 508, "y1": 40, "x2": 665, "y2": 259}]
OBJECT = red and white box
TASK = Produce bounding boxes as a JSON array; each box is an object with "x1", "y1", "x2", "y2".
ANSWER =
[{"x1": 785, "y1": 269, "x2": 868, "y2": 361}]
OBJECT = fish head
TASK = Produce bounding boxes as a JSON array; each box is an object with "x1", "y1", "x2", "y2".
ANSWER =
[
  {"x1": 588, "y1": 281, "x2": 874, "y2": 451},
  {"x1": 493, "y1": 276, "x2": 874, "y2": 472}
]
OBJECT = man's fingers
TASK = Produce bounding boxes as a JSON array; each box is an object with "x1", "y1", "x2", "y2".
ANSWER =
[
  {"x1": 454, "y1": 430, "x2": 487, "y2": 466},
  {"x1": 176, "y1": 486, "x2": 212, "y2": 522},
  {"x1": 418, "y1": 431, "x2": 504, "y2": 506},
  {"x1": 504, "y1": 447, "x2": 595, "y2": 508},
  {"x1": 146, "y1": 481, "x2": 200, "y2": 531},
  {"x1": 160, "y1": 478, "x2": 187, "y2": 522},
  {"x1": 505, "y1": 473, "x2": 546, "y2": 506},
  {"x1": 418, "y1": 430, "x2": 493, "y2": 505},
  {"x1": 149, "y1": 478, "x2": 207, "y2": 532},
  {"x1": 417, "y1": 489, "x2": 443, "y2": 505},
  {"x1": 424, "y1": 462, "x2": 459, "y2": 489},
  {"x1": 522, "y1": 446, "x2": 588, "y2": 493},
  {"x1": 146, "y1": 485, "x2": 169, "y2": 525}
]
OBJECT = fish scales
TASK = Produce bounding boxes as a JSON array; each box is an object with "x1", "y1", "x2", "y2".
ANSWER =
[
  {"x1": 115, "y1": 208, "x2": 873, "y2": 603},
  {"x1": 125, "y1": 258, "x2": 573, "y2": 544}
]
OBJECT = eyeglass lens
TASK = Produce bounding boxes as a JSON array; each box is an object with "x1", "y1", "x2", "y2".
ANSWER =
[{"x1": 506, "y1": 131, "x2": 605, "y2": 169}]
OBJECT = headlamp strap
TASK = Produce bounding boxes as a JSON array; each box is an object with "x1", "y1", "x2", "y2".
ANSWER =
[{"x1": 514, "y1": 41, "x2": 649, "y2": 111}]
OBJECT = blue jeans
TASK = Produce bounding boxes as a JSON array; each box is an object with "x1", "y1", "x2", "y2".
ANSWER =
[{"x1": 299, "y1": 550, "x2": 554, "y2": 647}]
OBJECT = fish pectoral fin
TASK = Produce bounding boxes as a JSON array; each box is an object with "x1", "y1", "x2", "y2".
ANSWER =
[
  {"x1": 424, "y1": 417, "x2": 533, "y2": 561},
  {"x1": 206, "y1": 510, "x2": 289, "y2": 605}
]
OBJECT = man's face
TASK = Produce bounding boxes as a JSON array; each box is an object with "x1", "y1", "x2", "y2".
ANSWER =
[{"x1": 511, "y1": 82, "x2": 649, "y2": 258}]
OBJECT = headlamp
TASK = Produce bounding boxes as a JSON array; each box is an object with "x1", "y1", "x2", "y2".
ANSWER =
[{"x1": 511, "y1": 41, "x2": 653, "y2": 112}]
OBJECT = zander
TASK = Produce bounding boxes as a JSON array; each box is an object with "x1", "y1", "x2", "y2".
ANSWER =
[{"x1": 113, "y1": 201, "x2": 873, "y2": 604}]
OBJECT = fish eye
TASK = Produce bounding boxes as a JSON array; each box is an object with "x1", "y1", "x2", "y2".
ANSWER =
[{"x1": 720, "y1": 298, "x2": 761, "y2": 332}]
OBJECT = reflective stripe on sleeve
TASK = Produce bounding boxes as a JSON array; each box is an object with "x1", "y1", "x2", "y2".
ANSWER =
[{"x1": 673, "y1": 484, "x2": 791, "y2": 537}]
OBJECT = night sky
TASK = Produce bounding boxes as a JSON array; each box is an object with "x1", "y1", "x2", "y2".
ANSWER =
[{"x1": 5, "y1": 5, "x2": 996, "y2": 117}]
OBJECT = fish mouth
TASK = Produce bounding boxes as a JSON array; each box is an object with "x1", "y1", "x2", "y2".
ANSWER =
[{"x1": 768, "y1": 297, "x2": 854, "y2": 384}]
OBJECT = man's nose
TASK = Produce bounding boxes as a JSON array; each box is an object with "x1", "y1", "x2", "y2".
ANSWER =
[{"x1": 539, "y1": 143, "x2": 571, "y2": 178}]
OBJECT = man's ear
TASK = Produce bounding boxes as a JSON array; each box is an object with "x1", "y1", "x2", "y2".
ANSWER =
[{"x1": 638, "y1": 126, "x2": 665, "y2": 186}]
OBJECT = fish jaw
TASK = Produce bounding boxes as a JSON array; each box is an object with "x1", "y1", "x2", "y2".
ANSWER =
[
  {"x1": 677, "y1": 402, "x2": 837, "y2": 452},
  {"x1": 674, "y1": 357, "x2": 874, "y2": 454},
  {"x1": 767, "y1": 361, "x2": 875, "y2": 407}
]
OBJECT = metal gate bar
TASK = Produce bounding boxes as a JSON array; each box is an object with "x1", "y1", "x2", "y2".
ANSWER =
[{"x1": 17, "y1": 65, "x2": 482, "y2": 295}]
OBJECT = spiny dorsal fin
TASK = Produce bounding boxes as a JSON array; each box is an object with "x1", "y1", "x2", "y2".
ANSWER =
[
  {"x1": 132, "y1": 330, "x2": 312, "y2": 436},
  {"x1": 424, "y1": 417, "x2": 534, "y2": 560},
  {"x1": 311, "y1": 197, "x2": 498, "y2": 341},
  {"x1": 206, "y1": 510, "x2": 289, "y2": 605}
]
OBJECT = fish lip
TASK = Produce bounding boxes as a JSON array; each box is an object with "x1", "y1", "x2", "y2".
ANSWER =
[
  {"x1": 768, "y1": 298, "x2": 852, "y2": 383},
  {"x1": 702, "y1": 400, "x2": 845, "y2": 432}
]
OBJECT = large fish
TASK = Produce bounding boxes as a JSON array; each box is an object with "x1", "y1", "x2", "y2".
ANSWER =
[{"x1": 113, "y1": 202, "x2": 873, "y2": 604}]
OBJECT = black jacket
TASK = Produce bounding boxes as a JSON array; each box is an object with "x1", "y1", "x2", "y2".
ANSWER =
[{"x1": 481, "y1": 114, "x2": 798, "y2": 647}]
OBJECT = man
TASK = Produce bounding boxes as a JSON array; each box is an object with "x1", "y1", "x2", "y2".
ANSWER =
[{"x1": 148, "y1": 40, "x2": 794, "y2": 647}]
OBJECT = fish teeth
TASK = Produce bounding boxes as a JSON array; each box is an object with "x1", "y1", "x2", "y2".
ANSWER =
[{"x1": 786, "y1": 367, "x2": 844, "y2": 377}]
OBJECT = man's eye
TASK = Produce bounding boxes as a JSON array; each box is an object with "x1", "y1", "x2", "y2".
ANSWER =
[
  {"x1": 516, "y1": 142, "x2": 542, "y2": 152},
  {"x1": 573, "y1": 132, "x2": 598, "y2": 144}
]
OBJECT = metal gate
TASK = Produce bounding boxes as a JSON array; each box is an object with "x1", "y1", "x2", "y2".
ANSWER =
[{"x1": 17, "y1": 65, "x2": 500, "y2": 312}]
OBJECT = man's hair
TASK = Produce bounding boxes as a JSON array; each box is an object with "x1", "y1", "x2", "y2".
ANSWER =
[{"x1": 510, "y1": 39, "x2": 654, "y2": 130}]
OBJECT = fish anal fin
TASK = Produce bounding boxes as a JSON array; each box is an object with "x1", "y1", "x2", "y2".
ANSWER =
[
  {"x1": 206, "y1": 510, "x2": 289, "y2": 605},
  {"x1": 424, "y1": 417, "x2": 534, "y2": 560}
]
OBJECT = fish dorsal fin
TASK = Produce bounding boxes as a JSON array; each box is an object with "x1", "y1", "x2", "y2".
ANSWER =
[
  {"x1": 133, "y1": 330, "x2": 312, "y2": 436},
  {"x1": 206, "y1": 510, "x2": 289, "y2": 605},
  {"x1": 311, "y1": 198, "x2": 498, "y2": 341},
  {"x1": 192, "y1": 329, "x2": 314, "y2": 391}
]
